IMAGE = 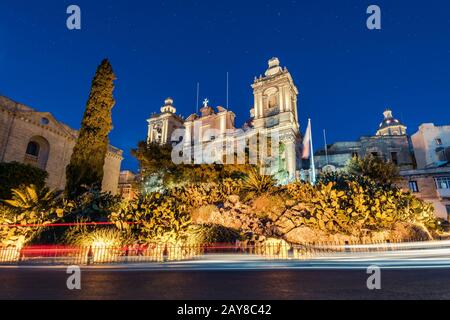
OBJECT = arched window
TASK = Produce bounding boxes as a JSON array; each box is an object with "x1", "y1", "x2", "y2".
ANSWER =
[
  {"x1": 26, "y1": 141, "x2": 40, "y2": 157},
  {"x1": 24, "y1": 136, "x2": 50, "y2": 170}
]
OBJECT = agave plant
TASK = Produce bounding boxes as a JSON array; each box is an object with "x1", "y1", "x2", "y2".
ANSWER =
[
  {"x1": 3, "y1": 185, "x2": 59, "y2": 211},
  {"x1": 0, "y1": 185, "x2": 64, "y2": 247},
  {"x1": 243, "y1": 168, "x2": 276, "y2": 195}
]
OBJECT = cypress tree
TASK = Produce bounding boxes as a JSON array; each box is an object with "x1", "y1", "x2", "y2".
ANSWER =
[{"x1": 65, "y1": 59, "x2": 116, "y2": 198}]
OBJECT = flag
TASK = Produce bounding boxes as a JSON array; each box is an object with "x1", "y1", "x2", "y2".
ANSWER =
[
  {"x1": 302, "y1": 119, "x2": 312, "y2": 159},
  {"x1": 302, "y1": 118, "x2": 316, "y2": 185}
]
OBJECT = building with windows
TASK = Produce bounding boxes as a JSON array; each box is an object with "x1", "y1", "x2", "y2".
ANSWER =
[
  {"x1": 117, "y1": 170, "x2": 140, "y2": 200},
  {"x1": 314, "y1": 109, "x2": 414, "y2": 173},
  {"x1": 400, "y1": 123, "x2": 450, "y2": 219},
  {"x1": 411, "y1": 123, "x2": 450, "y2": 168},
  {"x1": 0, "y1": 96, "x2": 123, "y2": 194},
  {"x1": 314, "y1": 109, "x2": 450, "y2": 219},
  {"x1": 400, "y1": 167, "x2": 450, "y2": 220},
  {"x1": 147, "y1": 58, "x2": 302, "y2": 179}
]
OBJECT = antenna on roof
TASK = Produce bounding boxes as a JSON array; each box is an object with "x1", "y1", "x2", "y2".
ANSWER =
[
  {"x1": 323, "y1": 129, "x2": 329, "y2": 165},
  {"x1": 226, "y1": 72, "x2": 229, "y2": 109},
  {"x1": 196, "y1": 82, "x2": 200, "y2": 114}
]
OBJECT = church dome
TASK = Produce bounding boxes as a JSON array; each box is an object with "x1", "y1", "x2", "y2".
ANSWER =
[{"x1": 376, "y1": 109, "x2": 407, "y2": 136}]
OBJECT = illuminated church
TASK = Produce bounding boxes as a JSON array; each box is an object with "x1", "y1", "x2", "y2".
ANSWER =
[{"x1": 147, "y1": 58, "x2": 302, "y2": 179}]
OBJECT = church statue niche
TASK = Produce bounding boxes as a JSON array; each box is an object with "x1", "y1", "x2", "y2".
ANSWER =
[
  {"x1": 152, "y1": 123, "x2": 163, "y2": 144},
  {"x1": 263, "y1": 87, "x2": 280, "y2": 118}
]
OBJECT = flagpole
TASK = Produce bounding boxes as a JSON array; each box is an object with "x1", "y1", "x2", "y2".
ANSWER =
[
  {"x1": 309, "y1": 119, "x2": 316, "y2": 185},
  {"x1": 323, "y1": 129, "x2": 329, "y2": 165},
  {"x1": 226, "y1": 72, "x2": 229, "y2": 109},
  {"x1": 196, "y1": 82, "x2": 200, "y2": 114}
]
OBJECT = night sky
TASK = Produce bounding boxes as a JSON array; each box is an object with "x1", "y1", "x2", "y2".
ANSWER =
[{"x1": 1, "y1": 0, "x2": 449, "y2": 171}]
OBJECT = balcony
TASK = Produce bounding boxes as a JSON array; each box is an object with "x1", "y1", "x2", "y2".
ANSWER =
[
  {"x1": 23, "y1": 154, "x2": 39, "y2": 167},
  {"x1": 435, "y1": 177, "x2": 450, "y2": 199},
  {"x1": 437, "y1": 188, "x2": 450, "y2": 199}
]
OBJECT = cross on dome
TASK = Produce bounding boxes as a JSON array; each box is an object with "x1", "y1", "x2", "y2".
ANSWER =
[{"x1": 203, "y1": 98, "x2": 209, "y2": 108}]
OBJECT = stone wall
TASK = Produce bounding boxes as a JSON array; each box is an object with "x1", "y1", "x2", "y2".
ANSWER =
[
  {"x1": 359, "y1": 135, "x2": 414, "y2": 170},
  {"x1": 102, "y1": 149, "x2": 124, "y2": 194},
  {"x1": 0, "y1": 96, "x2": 122, "y2": 194}
]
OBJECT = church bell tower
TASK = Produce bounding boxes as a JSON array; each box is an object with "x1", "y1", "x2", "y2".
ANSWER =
[
  {"x1": 252, "y1": 57, "x2": 300, "y2": 131},
  {"x1": 147, "y1": 98, "x2": 184, "y2": 145},
  {"x1": 251, "y1": 58, "x2": 301, "y2": 179}
]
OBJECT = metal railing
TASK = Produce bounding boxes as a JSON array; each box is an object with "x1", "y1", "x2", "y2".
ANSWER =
[
  {"x1": 0, "y1": 244, "x2": 202, "y2": 265},
  {"x1": 0, "y1": 238, "x2": 447, "y2": 265}
]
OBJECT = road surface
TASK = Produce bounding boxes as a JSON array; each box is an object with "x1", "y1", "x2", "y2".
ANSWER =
[
  {"x1": 3, "y1": 241, "x2": 450, "y2": 300},
  {"x1": 1, "y1": 263, "x2": 450, "y2": 299}
]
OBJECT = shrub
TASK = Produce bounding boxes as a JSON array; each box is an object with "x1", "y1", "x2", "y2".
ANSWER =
[
  {"x1": 169, "y1": 178, "x2": 243, "y2": 209},
  {"x1": 318, "y1": 171, "x2": 384, "y2": 193},
  {"x1": 64, "y1": 226, "x2": 133, "y2": 247},
  {"x1": 0, "y1": 204, "x2": 14, "y2": 217},
  {"x1": 185, "y1": 224, "x2": 241, "y2": 245},
  {"x1": 134, "y1": 141, "x2": 251, "y2": 192},
  {"x1": 346, "y1": 155, "x2": 402, "y2": 186},
  {"x1": 109, "y1": 193, "x2": 191, "y2": 244},
  {"x1": 243, "y1": 168, "x2": 276, "y2": 195},
  {"x1": 170, "y1": 184, "x2": 221, "y2": 209},
  {"x1": 284, "y1": 177, "x2": 438, "y2": 238},
  {"x1": 0, "y1": 185, "x2": 65, "y2": 247},
  {"x1": 63, "y1": 188, "x2": 121, "y2": 222},
  {"x1": 285, "y1": 181, "x2": 317, "y2": 202},
  {"x1": 3, "y1": 185, "x2": 60, "y2": 212},
  {"x1": 0, "y1": 162, "x2": 48, "y2": 200},
  {"x1": 63, "y1": 226, "x2": 134, "y2": 263}
]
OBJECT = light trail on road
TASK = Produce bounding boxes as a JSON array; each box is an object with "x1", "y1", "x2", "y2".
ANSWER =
[
  {"x1": 2, "y1": 240, "x2": 450, "y2": 271},
  {"x1": 2, "y1": 250, "x2": 450, "y2": 271}
]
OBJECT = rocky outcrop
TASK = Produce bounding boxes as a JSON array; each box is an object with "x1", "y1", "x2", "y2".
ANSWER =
[
  {"x1": 191, "y1": 195, "x2": 271, "y2": 237},
  {"x1": 388, "y1": 222, "x2": 432, "y2": 242},
  {"x1": 190, "y1": 195, "x2": 435, "y2": 244}
]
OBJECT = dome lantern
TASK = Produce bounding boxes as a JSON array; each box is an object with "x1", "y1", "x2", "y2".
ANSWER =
[
  {"x1": 376, "y1": 108, "x2": 407, "y2": 136},
  {"x1": 160, "y1": 97, "x2": 176, "y2": 114}
]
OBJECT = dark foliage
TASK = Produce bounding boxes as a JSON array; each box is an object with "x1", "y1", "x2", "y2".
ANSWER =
[
  {"x1": 66, "y1": 59, "x2": 116, "y2": 198},
  {"x1": 0, "y1": 162, "x2": 48, "y2": 200}
]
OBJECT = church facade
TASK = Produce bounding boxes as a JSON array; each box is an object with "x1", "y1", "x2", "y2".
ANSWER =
[
  {"x1": 314, "y1": 109, "x2": 450, "y2": 220},
  {"x1": 0, "y1": 96, "x2": 123, "y2": 194},
  {"x1": 147, "y1": 58, "x2": 302, "y2": 180},
  {"x1": 314, "y1": 109, "x2": 415, "y2": 173}
]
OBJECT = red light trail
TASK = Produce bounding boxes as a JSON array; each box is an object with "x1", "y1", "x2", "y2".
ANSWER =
[{"x1": 0, "y1": 221, "x2": 142, "y2": 228}]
